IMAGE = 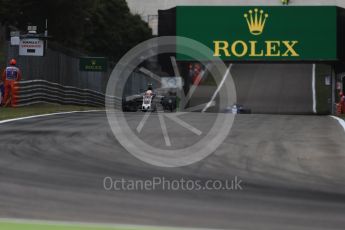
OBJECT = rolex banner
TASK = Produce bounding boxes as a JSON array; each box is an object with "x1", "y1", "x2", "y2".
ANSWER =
[{"x1": 176, "y1": 6, "x2": 338, "y2": 61}]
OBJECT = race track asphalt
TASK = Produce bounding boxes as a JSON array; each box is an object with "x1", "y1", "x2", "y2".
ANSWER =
[{"x1": 1, "y1": 111, "x2": 345, "y2": 230}]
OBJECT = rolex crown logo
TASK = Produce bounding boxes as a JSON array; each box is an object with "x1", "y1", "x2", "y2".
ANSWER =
[{"x1": 244, "y1": 8, "x2": 268, "y2": 36}]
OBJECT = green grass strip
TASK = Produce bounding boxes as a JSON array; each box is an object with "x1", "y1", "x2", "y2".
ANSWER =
[{"x1": 0, "y1": 221, "x2": 165, "y2": 230}]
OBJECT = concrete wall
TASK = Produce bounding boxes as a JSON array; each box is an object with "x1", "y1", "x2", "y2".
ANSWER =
[
  {"x1": 5, "y1": 42, "x2": 154, "y2": 95},
  {"x1": 6, "y1": 43, "x2": 110, "y2": 93},
  {"x1": 231, "y1": 64, "x2": 314, "y2": 114}
]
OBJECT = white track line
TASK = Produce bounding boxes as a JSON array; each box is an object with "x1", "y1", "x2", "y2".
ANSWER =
[
  {"x1": 330, "y1": 116, "x2": 345, "y2": 132},
  {"x1": 170, "y1": 56, "x2": 187, "y2": 109},
  {"x1": 312, "y1": 64, "x2": 317, "y2": 114},
  {"x1": 202, "y1": 64, "x2": 232, "y2": 113},
  {"x1": 158, "y1": 113, "x2": 171, "y2": 146},
  {"x1": 0, "y1": 218, "x2": 232, "y2": 230},
  {"x1": 170, "y1": 56, "x2": 181, "y2": 77},
  {"x1": 136, "y1": 112, "x2": 151, "y2": 133},
  {"x1": 0, "y1": 110, "x2": 105, "y2": 125},
  {"x1": 184, "y1": 63, "x2": 211, "y2": 109},
  {"x1": 165, "y1": 114, "x2": 202, "y2": 136},
  {"x1": 139, "y1": 67, "x2": 162, "y2": 82},
  {"x1": 184, "y1": 101, "x2": 216, "y2": 112}
]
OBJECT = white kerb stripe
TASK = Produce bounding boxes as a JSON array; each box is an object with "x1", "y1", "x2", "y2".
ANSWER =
[{"x1": 330, "y1": 116, "x2": 345, "y2": 132}]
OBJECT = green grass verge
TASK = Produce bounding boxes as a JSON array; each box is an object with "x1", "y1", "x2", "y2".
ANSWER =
[
  {"x1": 0, "y1": 222, "x2": 116, "y2": 230},
  {"x1": 0, "y1": 222, "x2": 143, "y2": 230},
  {"x1": 0, "y1": 220, "x2": 177, "y2": 230},
  {"x1": 0, "y1": 103, "x2": 103, "y2": 121}
]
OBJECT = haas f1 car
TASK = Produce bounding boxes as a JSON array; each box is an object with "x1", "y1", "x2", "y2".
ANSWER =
[{"x1": 122, "y1": 89, "x2": 177, "y2": 112}]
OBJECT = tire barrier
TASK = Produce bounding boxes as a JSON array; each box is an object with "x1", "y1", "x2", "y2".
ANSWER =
[{"x1": 14, "y1": 80, "x2": 120, "y2": 108}]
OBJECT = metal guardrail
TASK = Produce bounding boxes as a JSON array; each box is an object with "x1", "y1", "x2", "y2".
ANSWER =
[{"x1": 15, "y1": 79, "x2": 121, "y2": 108}]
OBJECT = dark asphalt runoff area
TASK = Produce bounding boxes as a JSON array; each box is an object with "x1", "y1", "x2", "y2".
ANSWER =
[{"x1": 1, "y1": 111, "x2": 345, "y2": 230}]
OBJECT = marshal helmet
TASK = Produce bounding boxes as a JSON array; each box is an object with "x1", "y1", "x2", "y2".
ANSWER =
[{"x1": 9, "y1": 59, "x2": 17, "y2": 66}]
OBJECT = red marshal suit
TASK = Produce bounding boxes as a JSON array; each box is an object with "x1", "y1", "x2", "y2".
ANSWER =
[
  {"x1": 2, "y1": 65, "x2": 22, "y2": 107},
  {"x1": 341, "y1": 94, "x2": 345, "y2": 114}
]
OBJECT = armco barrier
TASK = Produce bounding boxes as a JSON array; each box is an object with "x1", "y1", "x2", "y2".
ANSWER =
[{"x1": 14, "y1": 80, "x2": 121, "y2": 108}]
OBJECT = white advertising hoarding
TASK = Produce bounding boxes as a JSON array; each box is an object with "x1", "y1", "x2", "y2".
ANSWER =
[
  {"x1": 19, "y1": 39, "x2": 44, "y2": 56},
  {"x1": 161, "y1": 77, "x2": 184, "y2": 89},
  {"x1": 10, "y1": 36, "x2": 20, "y2": 46}
]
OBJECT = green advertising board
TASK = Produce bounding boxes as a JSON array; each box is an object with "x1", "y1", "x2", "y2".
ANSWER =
[
  {"x1": 80, "y1": 57, "x2": 108, "y2": 72},
  {"x1": 176, "y1": 6, "x2": 338, "y2": 61}
]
